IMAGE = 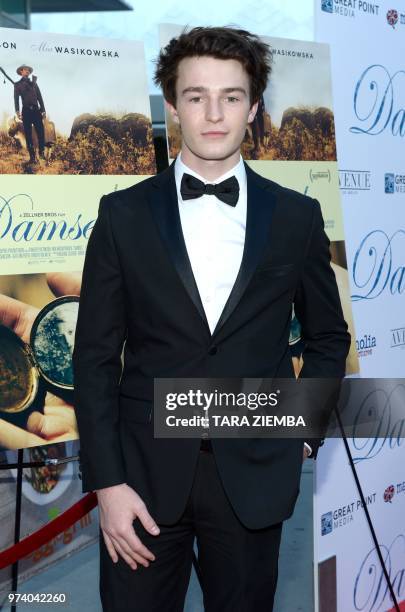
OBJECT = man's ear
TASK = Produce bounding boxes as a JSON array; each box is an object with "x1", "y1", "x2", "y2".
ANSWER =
[
  {"x1": 165, "y1": 100, "x2": 180, "y2": 124},
  {"x1": 247, "y1": 100, "x2": 259, "y2": 124}
]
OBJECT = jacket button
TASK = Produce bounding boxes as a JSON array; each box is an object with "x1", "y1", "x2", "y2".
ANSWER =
[{"x1": 208, "y1": 346, "x2": 218, "y2": 355}]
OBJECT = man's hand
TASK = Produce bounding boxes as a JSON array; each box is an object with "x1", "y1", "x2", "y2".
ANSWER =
[
  {"x1": 97, "y1": 483, "x2": 160, "y2": 570},
  {"x1": 0, "y1": 272, "x2": 82, "y2": 449},
  {"x1": 16, "y1": 111, "x2": 22, "y2": 121},
  {"x1": 303, "y1": 444, "x2": 311, "y2": 461}
]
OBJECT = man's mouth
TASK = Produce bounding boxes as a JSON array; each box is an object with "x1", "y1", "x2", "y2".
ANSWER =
[{"x1": 201, "y1": 131, "x2": 228, "y2": 138}]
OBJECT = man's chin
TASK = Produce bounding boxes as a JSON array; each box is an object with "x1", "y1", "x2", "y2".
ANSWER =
[{"x1": 191, "y1": 146, "x2": 241, "y2": 163}]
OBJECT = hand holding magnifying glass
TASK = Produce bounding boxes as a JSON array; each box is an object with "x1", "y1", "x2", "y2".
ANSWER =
[{"x1": 0, "y1": 271, "x2": 81, "y2": 450}]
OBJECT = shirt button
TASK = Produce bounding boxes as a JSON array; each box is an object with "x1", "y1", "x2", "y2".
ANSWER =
[{"x1": 209, "y1": 346, "x2": 218, "y2": 356}]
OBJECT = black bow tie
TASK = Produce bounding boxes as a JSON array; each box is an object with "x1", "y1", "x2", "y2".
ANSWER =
[{"x1": 180, "y1": 173, "x2": 239, "y2": 206}]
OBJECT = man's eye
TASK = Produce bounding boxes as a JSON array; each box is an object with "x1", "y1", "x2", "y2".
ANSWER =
[
  {"x1": 189, "y1": 97, "x2": 202, "y2": 103},
  {"x1": 226, "y1": 96, "x2": 239, "y2": 103}
]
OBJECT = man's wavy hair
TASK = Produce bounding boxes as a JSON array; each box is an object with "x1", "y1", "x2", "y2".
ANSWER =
[{"x1": 154, "y1": 26, "x2": 272, "y2": 107}]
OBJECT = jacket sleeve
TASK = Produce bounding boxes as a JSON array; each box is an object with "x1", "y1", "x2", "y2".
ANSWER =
[
  {"x1": 35, "y1": 84, "x2": 45, "y2": 112},
  {"x1": 294, "y1": 198, "x2": 351, "y2": 458},
  {"x1": 14, "y1": 85, "x2": 20, "y2": 113},
  {"x1": 72, "y1": 194, "x2": 128, "y2": 492}
]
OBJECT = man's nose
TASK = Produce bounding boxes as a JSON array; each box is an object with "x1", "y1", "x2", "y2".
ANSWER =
[{"x1": 205, "y1": 98, "x2": 224, "y2": 123}]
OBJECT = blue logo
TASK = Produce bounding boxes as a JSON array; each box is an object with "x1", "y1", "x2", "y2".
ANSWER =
[
  {"x1": 383, "y1": 173, "x2": 405, "y2": 194},
  {"x1": 351, "y1": 229, "x2": 405, "y2": 301},
  {"x1": 385, "y1": 173, "x2": 395, "y2": 193},
  {"x1": 354, "y1": 534, "x2": 405, "y2": 609},
  {"x1": 321, "y1": 0, "x2": 333, "y2": 13},
  {"x1": 350, "y1": 65, "x2": 405, "y2": 138},
  {"x1": 356, "y1": 334, "x2": 376, "y2": 357},
  {"x1": 321, "y1": 511, "x2": 333, "y2": 535},
  {"x1": 349, "y1": 382, "x2": 405, "y2": 463}
]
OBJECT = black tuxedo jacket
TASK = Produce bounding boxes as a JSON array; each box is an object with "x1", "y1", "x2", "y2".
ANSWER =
[{"x1": 72, "y1": 160, "x2": 351, "y2": 529}]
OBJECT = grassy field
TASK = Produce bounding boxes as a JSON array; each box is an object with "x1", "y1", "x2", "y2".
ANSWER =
[{"x1": 0, "y1": 124, "x2": 156, "y2": 175}]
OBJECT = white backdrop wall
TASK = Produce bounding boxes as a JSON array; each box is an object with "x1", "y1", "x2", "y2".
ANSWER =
[{"x1": 314, "y1": 2, "x2": 405, "y2": 611}]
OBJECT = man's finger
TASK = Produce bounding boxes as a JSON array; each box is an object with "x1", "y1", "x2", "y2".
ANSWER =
[
  {"x1": 109, "y1": 535, "x2": 138, "y2": 570},
  {"x1": 0, "y1": 419, "x2": 46, "y2": 449},
  {"x1": 112, "y1": 532, "x2": 151, "y2": 567},
  {"x1": 0, "y1": 294, "x2": 39, "y2": 342},
  {"x1": 46, "y1": 272, "x2": 81, "y2": 297},
  {"x1": 43, "y1": 404, "x2": 77, "y2": 428},
  {"x1": 26, "y1": 411, "x2": 74, "y2": 438},
  {"x1": 102, "y1": 531, "x2": 118, "y2": 563},
  {"x1": 44, "y1": 392, "x2": 71, "y2": 407},
  {"x1": 137, "y1": 505, "x2": 160, "y2": 536},
  {"x1": 124, "y1": 527, "x2": 156, "y2": 562}
]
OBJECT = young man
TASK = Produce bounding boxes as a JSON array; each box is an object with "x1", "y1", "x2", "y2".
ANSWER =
[
  {"x1": 72, "y1": 26, "x2": 350, "y2": 611},
  {"x1": 14, "y1": 64, "x2": 46, "y2": 163}
]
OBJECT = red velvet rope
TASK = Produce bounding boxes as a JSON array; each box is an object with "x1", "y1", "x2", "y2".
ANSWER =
[
  {"x1": 0, "y1": 492, "x2": 98, "y2": 570},
  {"x1": 2, "y1": 491, "x2": 404, "y2": 609}
]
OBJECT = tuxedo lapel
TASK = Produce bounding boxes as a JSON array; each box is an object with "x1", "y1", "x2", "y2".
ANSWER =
[
  {"x1": 211, "y1": 162, "x2": 277, "y2": 338},
  {"x1": 148, "y1": 160, "x2": 277, "y2": 340},
  {"x1": 148, "y1": 162, "x2": 211, "y2": 335}
]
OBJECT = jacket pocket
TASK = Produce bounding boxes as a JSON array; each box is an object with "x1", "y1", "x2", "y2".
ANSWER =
[
  {"x1": 254, "y1": 263, "x2": 296, "y2": 279},
  {"x1": 119, "y1": 394, "x2": 152, "y2": 423}
]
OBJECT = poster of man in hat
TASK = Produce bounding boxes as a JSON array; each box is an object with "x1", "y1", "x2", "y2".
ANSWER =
[
  {"x1": 14, "y1": 63, "x2": 46, "y2": 163},
  {"x1": 0, "y1": 28, "x2": 155, "y2": 176},
  {"x1": 0, "y1": 27, "x2": 155, "y2": 278}
]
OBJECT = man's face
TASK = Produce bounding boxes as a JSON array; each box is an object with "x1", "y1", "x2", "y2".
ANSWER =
[
  {"x1": 20, "y1": 68, "x2": 30, "y2": 78},
  {"x1": 166, "y1": 56, "x2": 258, "y2": 163}
]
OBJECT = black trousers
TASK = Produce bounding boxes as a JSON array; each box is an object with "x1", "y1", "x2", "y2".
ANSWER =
[
  {"x1": 99, "y1": 447, "x2": 283, "y2": 612},
  {"x1": 22, "y1": 105, "x2": 45, "y2": 153}
]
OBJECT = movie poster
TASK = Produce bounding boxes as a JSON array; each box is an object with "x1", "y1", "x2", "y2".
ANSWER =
[
  {"x1": 159, "y1": 24, "x2": 358, "y2": 375},
  {"x1": 0, "y1": 27, "x2": 155, "y2": 274},
  {"x1": 0, "y1": 29, "x2": 155, "y2": 448}
]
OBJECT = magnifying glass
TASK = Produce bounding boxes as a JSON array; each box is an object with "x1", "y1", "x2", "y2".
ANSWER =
[{"x1": 0, "y1": 295, "x2": 79, "y2": 414}]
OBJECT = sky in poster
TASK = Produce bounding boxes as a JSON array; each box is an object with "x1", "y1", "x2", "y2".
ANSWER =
[{"x1": 0, "y1": 28, "x2": 151, "y2": 136}]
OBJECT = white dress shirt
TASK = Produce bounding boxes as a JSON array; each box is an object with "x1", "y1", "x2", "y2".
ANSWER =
[
  {"x1": 174, "y1": 152, "x2": 313, "y2": 458},
  {"x1": 175, "y1": 152, "x2": 247, "y2": 335}
]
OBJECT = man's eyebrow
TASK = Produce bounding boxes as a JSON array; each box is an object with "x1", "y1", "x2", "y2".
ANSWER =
[{"x1": 181, "y1": 86, "x2": 248, "y2": 95}]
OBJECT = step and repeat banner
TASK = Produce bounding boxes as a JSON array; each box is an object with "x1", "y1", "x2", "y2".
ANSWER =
[
  {"x1": 314, "y1": 2, "x2": 405, "y2": 611},
  {"x1": 0, "y1": 26, "x2": 155, "y2": 601}
]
